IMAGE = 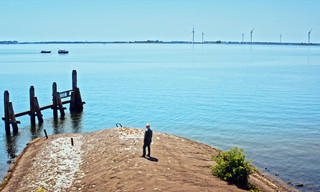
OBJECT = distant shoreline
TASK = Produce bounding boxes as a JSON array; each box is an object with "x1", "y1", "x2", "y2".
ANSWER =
[{"x1": 1, "y1": 40, "x2": 320, "y2": 46}]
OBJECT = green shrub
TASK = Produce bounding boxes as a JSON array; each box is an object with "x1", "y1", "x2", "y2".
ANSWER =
[{"x1": 211, "y1": 147, "x2": 256, "y2": 189}]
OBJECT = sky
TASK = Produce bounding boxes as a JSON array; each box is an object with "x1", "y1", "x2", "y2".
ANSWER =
[{"x1": 0, "y1": 0, "x2": 319, "y2": 43}]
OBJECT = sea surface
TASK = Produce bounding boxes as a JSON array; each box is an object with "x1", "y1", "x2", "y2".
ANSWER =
[{"x1": 0, "y1": 44, "x2": 319, "y2": 191}]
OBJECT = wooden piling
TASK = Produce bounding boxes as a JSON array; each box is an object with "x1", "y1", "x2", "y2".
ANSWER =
[
  {"x1": 8, "y1": 102, "x2": 18, "y2": 132},
  {"x1": 33, "y1": 97, "x2": 43, "y2": 124},
  {"x1": 70, "y1": 70, "x2": 84, "y2": 112},
  {"x1": 3, "y1": 91, "x2": 20, "y2": 133},
  {"x1": 52, "y1": 82, "x2": 58, "y2": 119},
  {"x1": 4, "y1": 91, "x2": 10, "y2": 133},
  {"x1": 70, "y1": 88, "x2": 84, "y2": 112},
  {"x1": 44, "y1": 129, "x2": 48, "y2": 139},
  {"x1": 2, "y1": 70, "x2": 85, "y2": 132},
  {"x1": 72, "y1": 70, "x2": 77, "y2": 92},
  {"x1": 56, "y1": 93, "x2": 65, "y2": 118},
  {"x1": 30, "y1": 86, "x2": 36, "y2": 125}
]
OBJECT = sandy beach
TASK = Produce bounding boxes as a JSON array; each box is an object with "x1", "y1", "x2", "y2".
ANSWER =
[{"x1": 0, "y1": 127, "x2": 297, "y2": 192}]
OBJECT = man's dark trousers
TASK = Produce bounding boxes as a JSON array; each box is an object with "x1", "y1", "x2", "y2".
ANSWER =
[{"x1": 143, "y1": 142, "x2": 151, "y2": 157}]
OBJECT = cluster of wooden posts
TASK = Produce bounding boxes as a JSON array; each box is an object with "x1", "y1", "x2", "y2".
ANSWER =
[{"x1": 2, "y1": 70, "x2": 85, "y2": 134}]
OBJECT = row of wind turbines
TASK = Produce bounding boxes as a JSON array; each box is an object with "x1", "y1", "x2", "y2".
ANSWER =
[{"x1": 192, "y1": 27, "x2": 314, "y2": 44}]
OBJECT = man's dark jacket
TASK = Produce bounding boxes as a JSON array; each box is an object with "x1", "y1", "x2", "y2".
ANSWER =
[{"x1": 144, "y1": 129, "x2": 152, "y2": 144}]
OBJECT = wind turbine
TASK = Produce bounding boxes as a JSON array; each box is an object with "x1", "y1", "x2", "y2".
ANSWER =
[
  {"x1": 202, "y1": 32, "x2": 204, "y2": 43},
  {"x1": 192, "y1": 27, "x2": 195, "y2": 44},
  {"x1": 308, "y1": 29, "x2": 312, "y2": 44},
  {"x1": 280, "y1": 33, "x2": 282, "y2": 43},
  {"x1": 242, "y1": 33, "x2": 244, "y2": 42},
  {"x1": 250, "y1": 28, "x2": 254, "y2": 43}
]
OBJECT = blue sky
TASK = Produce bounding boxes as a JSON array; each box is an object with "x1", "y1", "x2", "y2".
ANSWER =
[{"x1": 1, "y1": 0, "x2": 319, "y2": 42}]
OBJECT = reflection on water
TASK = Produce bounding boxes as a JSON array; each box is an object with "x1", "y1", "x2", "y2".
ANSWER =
[
  {"x1": 70, "y1": 112, "x2": 83, "y2": 133},
  {"x1": 52, "y1": 117, "x2": 66, "y2": 135},
  {"x1": 5, "y1": 132, "x2": 19, "y2": 159},
  {"x1": 50, "y1": 112, "x2": 83, "y2": 134},
  {"x1": 30, "y1": 124, "x2": 43, "y2": 140}
]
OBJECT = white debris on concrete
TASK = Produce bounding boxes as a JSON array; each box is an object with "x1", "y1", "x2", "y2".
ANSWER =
[
  {"x1": 118, "y1": 128, "x2": 143, "y2": 141},
  {"x1": 118, "y1": 128, "x2": 143, "y2": 152},
  {"x1": 29, "y1": 135, "x2": 85, "y2": 192}
]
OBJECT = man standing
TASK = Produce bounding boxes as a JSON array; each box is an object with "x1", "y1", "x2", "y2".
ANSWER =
[{"x1": 142, "y1": 123, "x2": 152, "y2": 157}]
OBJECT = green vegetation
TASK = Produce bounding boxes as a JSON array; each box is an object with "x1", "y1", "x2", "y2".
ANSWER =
[
  {"x1": 0, "y1": 175, "x2": 11, "y2": 189},
  {"x1": 211, "y1": 147, "x2": 258, "y2": 190},
  {"x1": 36, "y1": 189, "x2": 47, "y2": 192}
]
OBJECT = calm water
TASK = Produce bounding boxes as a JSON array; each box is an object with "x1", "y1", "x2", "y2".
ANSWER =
[{"x1": 0, "y1": 44, "x2": 319, "y2": 191}]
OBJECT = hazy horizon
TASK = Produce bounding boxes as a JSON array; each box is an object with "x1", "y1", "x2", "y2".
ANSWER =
[{"x1": 1, "y1": 0, "x2": 319, "y2": 43}]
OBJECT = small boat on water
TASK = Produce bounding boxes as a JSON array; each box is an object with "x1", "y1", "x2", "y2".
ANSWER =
[
  {"x1": 58, "y1": 50, "x2": 69, "y2": 54},
  {"x1": 40, "y1": 50, "x2": 51, "y2": 53}
]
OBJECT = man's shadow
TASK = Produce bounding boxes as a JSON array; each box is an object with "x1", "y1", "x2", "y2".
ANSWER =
[{"x1": 147, "y1": 157, "x2": 158, "y2": 162}]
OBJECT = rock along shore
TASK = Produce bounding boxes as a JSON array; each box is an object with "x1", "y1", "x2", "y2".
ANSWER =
[{"x1": 0, "y1": 127, "x2": 297, "y2": 192}]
